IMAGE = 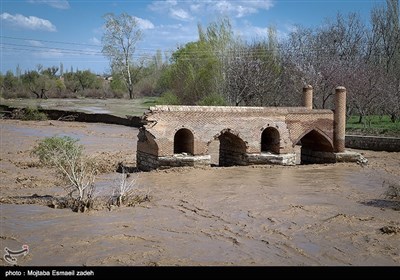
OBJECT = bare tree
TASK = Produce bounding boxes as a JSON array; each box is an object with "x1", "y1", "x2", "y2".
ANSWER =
[
  {"x1": 225, "y1": 32, "x2": 281, "y2": 106},
  {"x1": 346, "y1": 61, "x2": 388, "y2": 125},
  {"x1": 108, "y1": 171, "x2": 150, "y2": 208},
  {"x1": 102, "y1": 13, "x2": 143, "y2": 99},
  {"x1": 368, "y1": 0, "x2": 400, "y2": 121},
  {"x1": 111, "y1": 172, "x2": 137, "y2": 207},
  {"x1": 284, "y1": 13, "x2": 369, "y2": 109},
  {"x1": 369, "y1": 0, "x2": 400, "y2": 73},
  {"x1": 382, "y1": 72, "x2": 400, "y2": 122}
]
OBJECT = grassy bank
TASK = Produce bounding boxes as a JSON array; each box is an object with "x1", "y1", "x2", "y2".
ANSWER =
[{"x1": 346, "y1": 115, "x2": 400, "y2": 137}]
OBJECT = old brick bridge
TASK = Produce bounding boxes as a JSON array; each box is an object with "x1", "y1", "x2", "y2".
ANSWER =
[{"x1": 137, "y1": 86, "x2": 360, "y2": 171}]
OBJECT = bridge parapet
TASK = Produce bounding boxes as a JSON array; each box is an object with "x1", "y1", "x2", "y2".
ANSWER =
[{"x1": 137, "y1": 86, "x2": 361, "y2": 171}]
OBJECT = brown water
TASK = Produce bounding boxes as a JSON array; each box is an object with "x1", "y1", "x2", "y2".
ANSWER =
[{"x1": 1, "y1": 120, "x2": 399, "y2": 266}]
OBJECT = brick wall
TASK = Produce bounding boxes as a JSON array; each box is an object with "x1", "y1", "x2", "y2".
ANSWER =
[
  {"x1": 141, "y1": 105, "x2": 334, "y2": 157},
  {"x1": 345, "y1": 135, "x2": 400, "y2": 152},
  {"x1": 137, "y1": 105, "x2": 338, "y2": 170}
]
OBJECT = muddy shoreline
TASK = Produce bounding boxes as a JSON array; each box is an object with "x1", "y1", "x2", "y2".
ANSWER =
[
  {"x1": 1, "y1": 119, "x2": 399, "y2": 266},
  {"x1": 0, "y1": 104, "x2": 145, "y2": 127}
]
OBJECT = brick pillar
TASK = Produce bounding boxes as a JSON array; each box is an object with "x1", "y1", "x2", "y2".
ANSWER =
[
  {"x1": 334, "y1": 86, "x2": 346, "y2": 152},
  {"x1": 302, "y1": 85, "x2": 313, "y2": 109}
]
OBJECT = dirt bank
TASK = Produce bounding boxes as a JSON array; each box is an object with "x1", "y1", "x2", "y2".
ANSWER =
[{"x1": 1, "y1": 119, "x2": 399, "y2": 266}]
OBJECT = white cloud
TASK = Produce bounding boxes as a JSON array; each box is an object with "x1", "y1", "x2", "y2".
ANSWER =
[
  {"x1": 190, "y1": 4, "x2": 201, "y2": 13},
  {"x1": 34, "y1": 49, "x2": 64, "y2": 58},
  {"x1": 28, "y1": 0, "x2": 70, "y2": 10},
  {"x1": 141, "y1": 22, "x2": 198, "y2": 50},
  {"x1": 148, "y1": 0, "x2": 178, "y2": 12},
  {"x1": 89, "y1": 37, "x2": 101, "y2": 45},
  {"x1": 252, "y1": 26, "x2": 269, "y2": 37},
  {"x1": 134, "y1": 16, "x2": 155, "y2": 30},
  {"x1": 28, "y1": 40, "x2": 44, "y2": 47},
  {"x1": 214, "y1": 1, "x2": 234, "y2": 14},
  {"x1": 170, "y1": 8, "x2": 193, "y2": 21},
  {"x1": 284, "y1": 23, "x2": 298, "y2": 34},
  {"x1": 148, "y1": 0, "x2": 274, "y2": 20},
  {"x1": 0, "y1": 13, "x2": 56, "y2": 32},
  {"x1": 234, "y1": 21, "x2": 289, "y2": 42},
  {"x1": 212, "y1": 0, "x2": 273, "y2": 18}
]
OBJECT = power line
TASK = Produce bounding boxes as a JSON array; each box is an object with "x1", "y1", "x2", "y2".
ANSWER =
[
  {"x1": 0, "y1": 35, "x2": 176, "y2": 53},
  {"x1": 0, "y1": 35, "x2": 101, "y2": 48},
  {"x1": 1, "y1": 35, "x2": 364, "y2": 56},
  {"x1": 0, "y1": 45, "x2": 158, "y2": 60},
  {"x1": 1, "y1": 43, "x2": 103, "y2": 55}
]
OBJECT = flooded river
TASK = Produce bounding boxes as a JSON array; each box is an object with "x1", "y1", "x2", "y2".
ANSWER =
[{"x1": 1, "y1": 120, "x2": 399, "y2": 266}]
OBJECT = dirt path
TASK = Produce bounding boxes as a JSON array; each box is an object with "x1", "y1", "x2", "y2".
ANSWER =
[{"x1": 1, "y1": 119, "x2": 399, "y2": 266}]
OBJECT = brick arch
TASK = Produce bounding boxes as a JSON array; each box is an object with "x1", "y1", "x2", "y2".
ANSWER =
[
  {"x1": 261, "y1": 127, "x2": 280, "y2": 154},
  {"x1": 174, "y1": 128, "x2": 194, "y2": 155},
  {"x1": 293, "y1": 128, "x2": 334, "y2": 152},
  {"x1": 217, "y1": 129, "x2": 247, "y2": 167},
  {"x1": 294, "y1": 128, "x2": 335, "y2": 164}
]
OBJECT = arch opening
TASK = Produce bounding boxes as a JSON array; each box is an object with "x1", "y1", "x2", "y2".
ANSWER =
[
  {"x1": 174, "y1": 128, "x2": 194, "y2": 155},
  {"x1": 295, "y1": 129, "x2": 334, "y2": 164},
  {"x1": 261, "y1": 127, "x2": 280, "y2": 154},
  {"x1": 218, "y1": 131, "x2": 247, "y2": 166}
]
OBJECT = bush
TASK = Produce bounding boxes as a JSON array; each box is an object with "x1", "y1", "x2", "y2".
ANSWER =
[
  {"x1": 197, "y1": 94, "x2": 227, "y2": 106},
  {"x1": 157, "y1": 91, "x2": 180, "y2": 105},
  {"x1": 14, "y1": 107, "x2": 48, "y2": 121},
  {"x1": 21, "y1": 107, "x2": 47, "y2": 121},
  {"x1": 32, "y1": 136, "x2": 97, "y2": 212},
  {"x1": 108, "y1": 172, "x2": 150, "y2": 209}
]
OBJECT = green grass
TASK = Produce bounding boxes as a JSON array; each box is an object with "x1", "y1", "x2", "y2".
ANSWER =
[
  {"x1": 346, "y1": 115, "x2": 400, "y2": 137},
  {"x1": 0, "y1": 97, "x2": 158, "y2": 118}
]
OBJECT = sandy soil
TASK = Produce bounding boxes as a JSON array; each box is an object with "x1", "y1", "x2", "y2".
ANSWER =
[{"x1": 0, "y1": 119, "x2": 399, "y2": 266}]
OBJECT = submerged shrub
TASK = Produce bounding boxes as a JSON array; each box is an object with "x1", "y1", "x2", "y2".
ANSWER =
[
  {"x1": 32, "y1": 136, "x2": 97, "y2": 212},
  {"x1": 17, "y1": 107, "x2": 48, "y2": 121}
]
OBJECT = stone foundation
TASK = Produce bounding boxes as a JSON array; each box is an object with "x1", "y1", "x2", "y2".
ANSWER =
[
  {"x1": 137, "y1": 151, "x2": 211, "y2": 171},
  {"x1": 137, "y1": 149, "x2": 363, "y2": 171},
  {"x1": 158, "y1": 154, "x2": 211, "y2": 169},
  {"x1": 301, "y1": 149, "x2": 336, "y2": 164},
  {"x1": 219, "y1": 149, "x2": 247, "y2": 166},
  {"x1": 335, "y1": 151, "x2": 367, "y2": 163},
  {"x1": 247, "y1": 153, "x2": 296, "y2": 166},
  {"x1": 137, "y1": 151, "x2": 159, "y2": 171}
]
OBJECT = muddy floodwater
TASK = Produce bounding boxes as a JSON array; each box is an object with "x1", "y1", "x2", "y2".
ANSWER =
[{"x1": 1, "y1": 119, "x2": 399, "y2": 266}]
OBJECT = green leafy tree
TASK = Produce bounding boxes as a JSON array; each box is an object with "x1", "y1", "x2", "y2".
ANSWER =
[
  {"x1": 169, "y1": 40, "x2": 219, "y2": 104},
  {"x1": 42, "y1": 66, "x2": 59, "y2": 78},
  {"x1": 3, "y1": 71, "x2": 19, "y2": 93},
  {"x1": 21, "y1": 71, "x2": 52, "y2": 99},
  {"x1": 55, "y1": 79, "x2": 66, "y2": 94},
  {"x1": 63, "y1": 72, "x2": 81, "y2": 93},
  {"x1": 75, "y1": 70, "x2": 101, "y2": 91},
  {"x1": 0, "y1": 73, "x2": 4, "y2": 96}
]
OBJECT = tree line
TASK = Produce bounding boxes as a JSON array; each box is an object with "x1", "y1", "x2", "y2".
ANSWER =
[
  {"x1": 1, "y1": 0, "x2": 399, "y2": 124},
  {"x1": 153, "y1": 0, "x2": 399, "y2": 124},
  {"x1": 1, "y1": 64, "x2": 134, "y2": 99}
]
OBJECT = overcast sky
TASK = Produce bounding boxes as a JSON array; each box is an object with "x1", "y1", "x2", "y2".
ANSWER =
[{"x1": 1, "y1": 0, "x2": 380, "y2": 74}]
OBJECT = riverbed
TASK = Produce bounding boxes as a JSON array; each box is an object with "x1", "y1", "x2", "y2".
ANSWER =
[{"x1": 1, "y1": 119, "x2": 399, "y2": 266}]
